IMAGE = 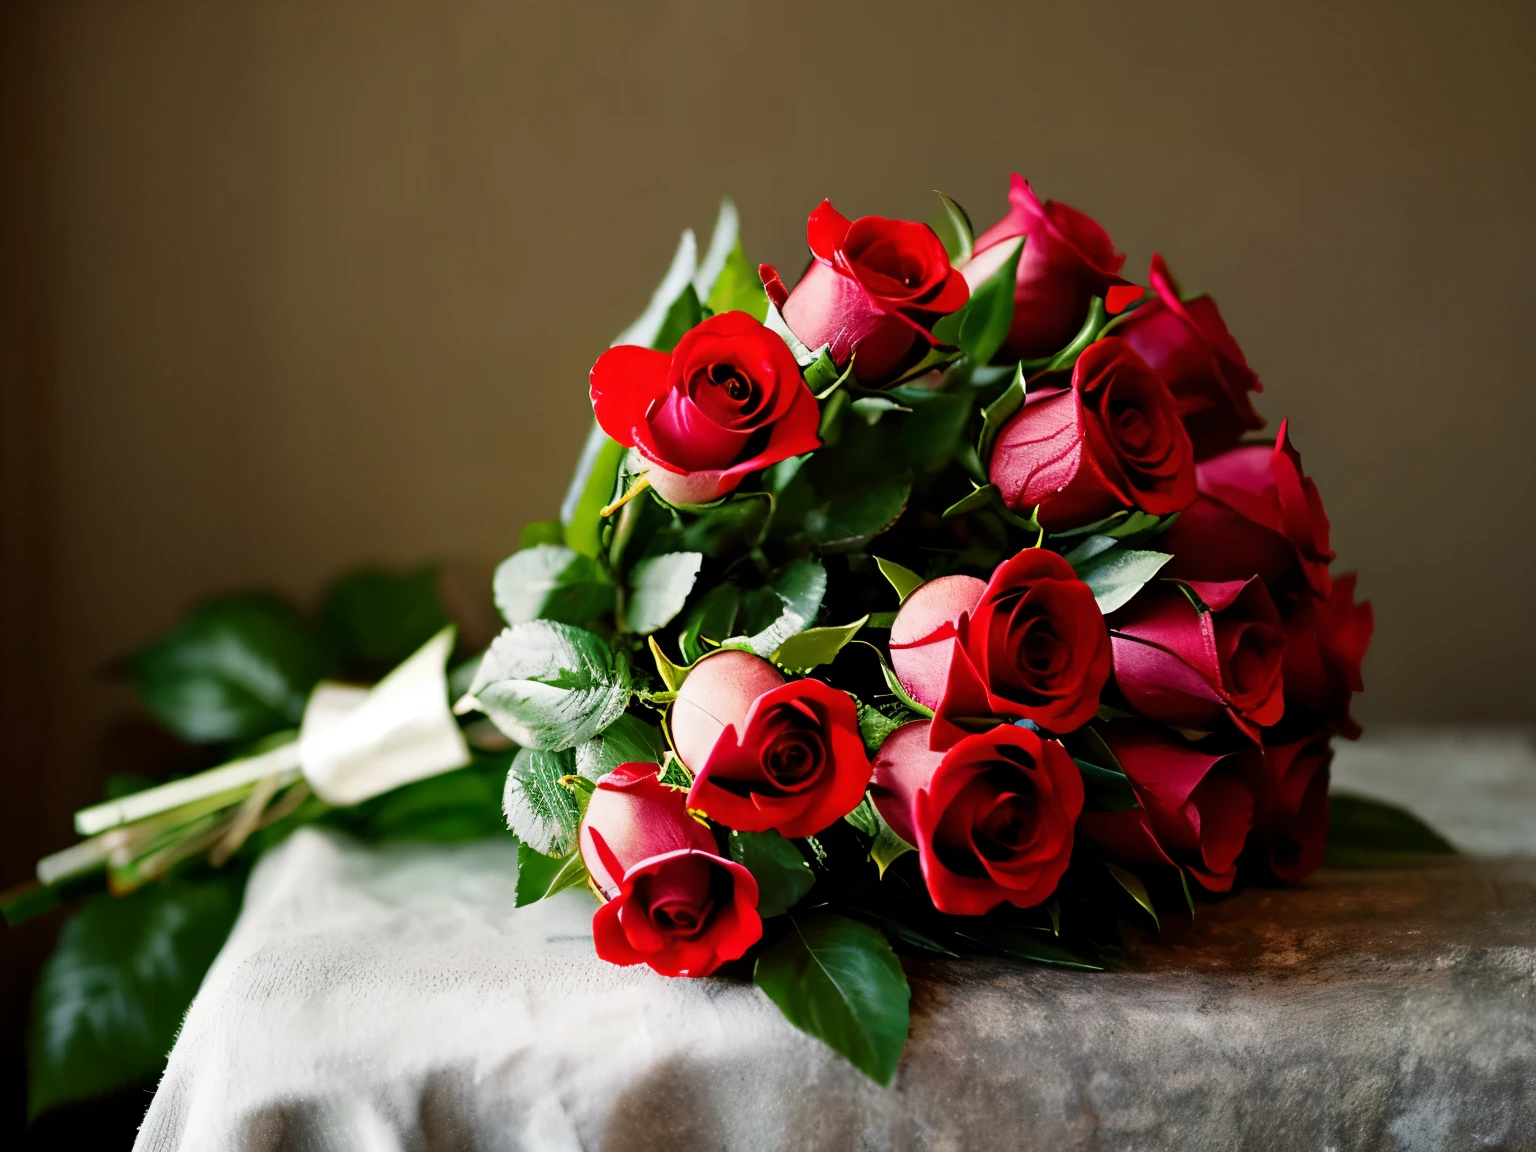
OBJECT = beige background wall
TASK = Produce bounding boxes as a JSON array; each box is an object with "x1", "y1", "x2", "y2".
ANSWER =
[{"x1": 2, "y1": 0, "x2": 1534, "y2": 1130}]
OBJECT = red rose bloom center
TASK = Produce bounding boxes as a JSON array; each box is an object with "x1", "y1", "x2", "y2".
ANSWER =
[{"x1": 688, "y1": 360, "x2": 765, "y2": 430}]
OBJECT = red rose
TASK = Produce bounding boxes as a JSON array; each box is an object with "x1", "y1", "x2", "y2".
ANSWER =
[
  {"x1": 760, "y1": 200, "x2": 968, "y2": 387},
  {"x1": 1273, "y1": 573, "x2": 1373, "y2": 740},
  {"x1": 1109, "y1": 576, "x2": 1286, "y2": 743},
  {"x1": 871, "y1": 720, "x2": 1082, "y2": 915},
  {"x1": 580, "y1": 762, "x2": 762, "y2": 978},
  {"x1": 589, "y1": 311, "x2": 820, "y2": 506},
  {"x1": 988, "y1": 337, "x2": 1196, "y2": 531},
  {"x1": 1162, "y1": 420, "x2": 1333, "y2": 606},
  {"x1": 1113, "y1": 254, "x2": 1265, "y2": 459},
  {"x1": 890, "y1": 550, "x2": 1110, "y2": 748},
  {"x1": 964, "y1": 173, "x2": 1129, "y2": 361},
  {"x1": 672, "y1": 649, "x2": 871, "y2": 838},
  {"x1": 1249, "y1": 736, "x2": 1332, "y2": 883},
  {"x1": 1078, "y1": 721, "x2": 1256, "y2": 893}
]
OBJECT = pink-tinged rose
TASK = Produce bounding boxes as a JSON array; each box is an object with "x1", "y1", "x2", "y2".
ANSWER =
[
  {"x1": 1162, "y1": 419, "x2": 1334, "y2": 606},
  {"x1": 1109, "y1": 577, "x2": 1286, "y2": 743},
  {"x1": 1273, "y1": 573, "x2": 1373, "y2": 740},
  {"x1": 1113, "y1": 254, "x2": 1265, "y2": 459},
  {"x1": 989, "y1": 337, "x2": 1196, "y2": 531},
  {"x1": 579, "y1": 762, "x2": 762, "y2": 978},
  {"x1": 760, "y1": 200, "x2": 968, "y2": 387},
  {"x1": 965, "y1": 173, "x2": 1129, "y2": 362},
  {"x1": 1249, "y1": 736, "x2": 1332, "y2": 883},
  {"x1": 1079, "y1": 721, "x2": 1257, "y2": 893},
  {"x1": 891, "y1": 551, "x2": 1110, "y2": 747},
  {"x1": 589, "y1": 311, "x2": 820, "y2": 506},
  {"x1": 871, "y1": 721, "x2": 1082, "y2": 915},
  {"x1": 673, "y1": 650, "x2": 872, "y2": 838}
]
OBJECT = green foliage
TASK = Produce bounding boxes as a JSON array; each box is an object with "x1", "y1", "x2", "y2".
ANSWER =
[
  {"x1": 132, "y1": 595, "x2": 335, "y2": 745},
  {"x1": 733, "y1": 559, "x2": 828, "y2": 657},
  {"x1": 932, "y1": 235, "x2": 1021, "y2": 367},
  {"x1": 519, "y1": 520, "x2": 564, "y2": 548},
  {"x1": 932, "y1": 191, "x2": 974, "y2": 265},
  {"x1": 321, "y1": 563, "x2": 451, "y2": 676},
  {"x1": 463, "y1": 621, "x2": 632, "y2": 750},
  {"x1": 27, "y1": 873, "x2": 243, "y2": 1118},
  {"x1": 679, "y1": 583, "x2": 741, "y2": 664},
  {"x1": 954, "y1": 926, "x2": 1102, "y2": 970},
  {"x1": 855, "y1": 705, "x2": 906, "y2": 755},
  {"x1": 501, "y1": 747, "x2": 582, "y2": 857},
  {"x1": 624, "y1": 551, "x2": 704, "y2": 634},
  {"x1": 1104, "y1": 861, "x2": 1159, "y2": 928},
  {"x1": 899, "y1": 392, "x2": 971, "y2": 472},
  {"x1": 754, "y1": 914, "x2": 911, "y2": 1086},
  {"x1": 562, "y1": 429, "x2": 626, "y2": 559},
  {"x1": 653, "y1": 284, "x2": 704, "y2": 353},
  {"x1": 978, "y1": 363, "x2": 1026, "y2": 464},
  {"x1": 803, "y1": 473, "x2": 912, "y2": 552},
  {"x1": 728, "y1": 831, "x2": 815, "y2": 918},
  {"x1": 874, "y1": 557, "x2": 925, "y2": 604},
  {"x1": 705, "y1": 239, "x2": 769, "y2": 322},
  {"x1": 494, "y1": 545, "x2": 616, "y2": 628},
  {"x1": 772, "y1": 617, "x2": 867, "y2": 673},
  {"x1": 1325, "y1": 792, "x2": 1457, "y2": 867},
  {"x1": 576, "y1": 713, "x2": 667, "y2": 779},
  {"x1": 334, "y1": 759, "x2": 510, "y2": 844},
  {"x1": 515, "y1": 843, "x2": 591, "y2": 906},
  {"x1": 1070, "y1": 546, "x2": 1173, "y2": 615}
]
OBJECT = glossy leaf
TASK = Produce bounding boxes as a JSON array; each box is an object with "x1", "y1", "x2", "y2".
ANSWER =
[
  {"x1": 494, "y1": 545, "x2": 616, "y2": 628},
  {"x1": 804, "y1": 474, "x2": 912, "y2": 552},
  {"x1": 1072, "y1": 547, "x2": 1172, "y2": 615},
  {"x1": 933, "y1": 190, "x2": 974, "y2": 265},
  {"x1": 772, "y1": 617, "x2": 868, "y2": 673},
  {"x1": 1075, "y1": 758, "x2": 1139, "y2": 812},
  {"x1": 1104, "y1": 861, "x2": 1159, "y2": 928},
  {"x1": 1324, "y1": 792, "x2": 1456, "y2": 867},
  {"x1": 874, "y1": 558, "x2": 925, "y2": 604},
  {"x1": 729, "y1": 830, "x2": 815, "y2": 918},
  {"x1": 562, "y1": 427, "x2": 626, "y2": 559},
  {"x1": 132, "y1": 596, "x2": 334, "y2": 745},
  {"x1": 704, "y1": 238, "x2": 769, "y2": 323},
  {"x1": 951, "y1": 235, "x2": 1022, "y2": 367},
  {"x1": 575, "y1": 713, "x2": 667, "y2": 780},
  {"x1": 899, "y1": 391, "x2": 971, "y2": 472},
  {"x1": 502, "y1": 746, "x2": 582, "y2": 857},
  {"x1": 653, "y1": 283, "x2": 704, "y2": 353},
  {"x1": 879, "y1": 659, "x2": 935, "y2": 719},
  {"x1": 623, "y1": 552, "x2": 703, "y2": 635},
  {"x1": 754, "y1": 914, "x2": 911, "y2": 1086},
  {"x1": 955, "y1": 926, "x2": 1101, "y2": 970},
  {"x1": 736, "y1": 560, "x2": 828, "y2": 657},
  {"x1": 856, "y1": 705, "x2": 906, "y2": 755},
  {"x1": 679, "y1": 583, "x2": 741, "y2": 664},
  {"x1": 977, "y1": 363, "x2": 1026, "y2": 465}
]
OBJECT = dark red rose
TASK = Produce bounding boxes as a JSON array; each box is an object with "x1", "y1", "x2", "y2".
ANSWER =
[
  {"x1": 964, "y1": 173, "x2": 1129, "y2": 361},
  {"x1": 1248, "y1": 736, "x2": 1332, "y2": 883},
  {"x1": 989, "y1": 337, "x2": 1196, "y2": 531},
  {"x1": 589, "y1": 311, "x2": 820, "y2": 506},
  {"x1": 890, "y1": 550, "x2": 1110, "y2": 748},
  {"x1": 1272, "y1": 573, "x2": 1373, "y2": 740},
  {"x1": 672, "y1": 649, "x2": 871, "y2": 838},
  {"x1": 580, "y1": 762, "x2": 762, "y2": 978},
  {"x1": 760, "y1": 200, "x2": 968, "y2": 387},
  {"x1": 1162, "y1": 419, "x2": 1334, "y2": 606},
  {"x1": 1109, "y1": 577, "x2": 1286, "y2": 743},
  {"x1": 1079, "y1": 720, "x2": 1257, "y2": 893},
  {"x1": 1113, "y1": 254, "x2": 1265, "y2": 459},
  {"x1": 871, "y1": 720, "x2": 1082, "y2": 915}
]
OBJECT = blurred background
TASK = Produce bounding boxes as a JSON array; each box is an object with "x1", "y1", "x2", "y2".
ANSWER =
[{"x1": 1, "y1": 0, "x2": 1532, "y2": 1140}]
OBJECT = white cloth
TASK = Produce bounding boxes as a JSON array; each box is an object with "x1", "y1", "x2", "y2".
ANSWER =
[{"x1": 134, "y1": 729, "x2": 1536, "y2": 1151}]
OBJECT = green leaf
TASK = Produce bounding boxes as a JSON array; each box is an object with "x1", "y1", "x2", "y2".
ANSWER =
[
  {"x1": 338, "y1": 759, "x2": 509, "y2": 843},
  {"x1": 940, "y1": 483, "x2": 1041, "y2": 533},
  {"x1": 978, "y1": 362, "x2": 1026, "y2": 464},
  {"x1": 624, "y1": 552, "x2": 704, "y2": 634},
  {"x1": 842, "y1": 787, "x2": 915, "y2": 876},
  {"x1": 898, "y1": 391, "x2": 971, "y2": 472},
  {"x1": 874, "y1": 557, "x2": 925, "y2": 604},
  {"x1": 132, "y1": 595, "x2": 334, "y2": 745},
  {"x1": 461, "y1": 621, "x2": 631, "y2": 751},
  {"x1": 704, "y1": 238, "x2": 769, "y2": 322},
  {"x1": 1072, "y1": 547, "x2": 1173, "y2": 615},
  {"x1": 729, "y1": 830, "x2": 815, "y2": 918},
  {"x1": 1324, "y1": 792, "x2": 1456, "y2": 867},
  {"x1": 772, "y1": 617, "x2": 867, "y2": 673},
  {"x1": 519, "y1": 520, "x2": 564, "y2": 548},
  {"x1": 856, "y1": 705, "x2": 906, "y2": 755},
  {"x1": 516, "y1": 843, "x2": 591, "y2": 906},
  {"x1": 494, "y1": 544, "x2": 616, "y2": 628},
  {"x1": 764, "y1": 301, "x2": 820, "y2": 366},
  {"x1": 879, "y1": 659, "x2": 935, "y2": 719},
  {"x1": 736, "y1": 559, "x2": 828, "y2": 657},
  {"x1": 933, "y1": 190, "x2": 974, "y2": 265},
  {"x1": 1104, "y1": 861, "x2": 1159, "y2": 928},
  {"x1": 1044, "y1": 296, "x2": 1108, "y2": 371},
  {"x1": 754, "y1": 914, "x2": 911, "y2": 1086},
  {"x1": 27, "y1": 873, "x2": 243, "y2": 1118},
  {"x1": 949, "y1": 235, "x2": 1022, "y2": 367},
  {"x1": 954, "y1": 926, "x2": 1101, "y2": 970},
  {"x1": 648, "y1": 636, "x2": 691, "y2": 693},
  {"x1": 657, "y1": 752, "x2": 693, "y2": 789},
  {"x1": 575, "y1": 713, "x2": 667, "y2": 780},
  {"x1": 804, "y1": 347, "x2": 843, "y2": 393},
  {"x1": 679, "y1": 583, "x2": 741, "y2": 664},
  {"x1": 653, "y1": 283, "x2": 703, "y2": 353},
  {"x1": 501, "y1": 746, "x2": 581, "y2": 856},
  {"x1": 1060, "y1": 533, "x2": 1119, "y2": 569},
  {"x1": 844, "y1": 794, "x2": 881, "y2": 837},
  {"x1": 803, "y1": 473, "x2": 912, "y2": 552},
  {"x1": 561, "y1": 425, "x2": 626, "y2": 559},
  {"x1": 321, "y1": 563, "x2": 451, "y2": 675},
  {"x1": 1074, "y1": 758, "x2": 1140, "y2": 812}
]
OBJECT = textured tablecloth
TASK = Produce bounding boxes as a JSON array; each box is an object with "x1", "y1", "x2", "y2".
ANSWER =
[{"x1": 135, "y1": 728, "x2": 1536, "y2": 1152}]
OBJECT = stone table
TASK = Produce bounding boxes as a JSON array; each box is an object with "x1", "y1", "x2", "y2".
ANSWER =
[{"x1": 134, "y1": 730, "x2": 1536, "y2": 1152}]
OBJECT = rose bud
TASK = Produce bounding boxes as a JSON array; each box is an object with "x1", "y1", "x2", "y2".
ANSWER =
[
  {"x1": 589, "y1": 310, "x2": 820, "y2": 506},
  {"x1": 988, "y1": 337, "x2": 1196, "y2": 531},
  {"x1": 1249, "y1": 736, "x2": 1332, "y2": 883},
  {"x1": 1113, "y1": 254, "x2": 1265, "y2": 459},
  {"x1": 672, "y1": 649, "x2": 872, "y2": 838},
  {"x1": 964, "y1": 173, "x2": 1129, "y2": 361},
  {"x1": 1162, "y1": 419, "x2": 1334, "y2": 607},
  {"x1": 580, "y1": 762, "x2": 762, "y2": 978},
  {"x1": 1109, "y1": 577, "x2": 1286, "y2": 743},
  {"x1": 870, "y1": 720, "x2": 1083, "y2": 916},
  {"x1": 890, "y1": 551, "x2": 1110, "y2": 747},
  {"x1": 1078, "y1": 720, "x2": 1257, "y2": 893},
  {"x1": 759, "y1": 199, "x2": 968, "y2": 387},
  {"x1": 1271, "y1": 573, "x2": 1373, "y2": 741}
]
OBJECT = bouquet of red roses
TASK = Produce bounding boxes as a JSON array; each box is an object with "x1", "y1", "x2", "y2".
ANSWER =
[{"x1": 464, "y1": 177, "x2": 1374, "y2": 1083}]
